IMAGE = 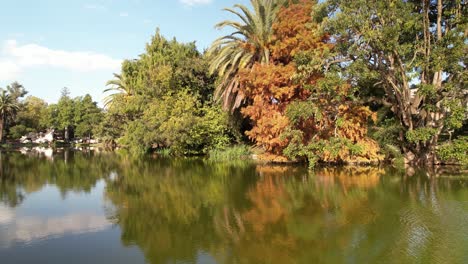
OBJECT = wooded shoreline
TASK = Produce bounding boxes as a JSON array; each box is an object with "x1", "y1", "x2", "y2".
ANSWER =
[{"x1": 0, "y1": 0, "x2": 465, "y2": 168}]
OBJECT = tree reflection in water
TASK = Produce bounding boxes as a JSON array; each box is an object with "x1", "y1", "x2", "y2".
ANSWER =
[{"x1": 0, "y1": 151, "x2": 466, "y2": 264}]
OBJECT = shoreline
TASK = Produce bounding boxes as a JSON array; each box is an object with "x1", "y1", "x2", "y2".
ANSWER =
[{"x1": 1, "y1": 143, "x2": 465, "y2": 174}]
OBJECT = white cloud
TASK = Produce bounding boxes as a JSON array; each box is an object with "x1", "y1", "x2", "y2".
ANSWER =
[
  {"x1": 0, "y1": 40, "x2": 121, "y2": 82},
  {"x1": 180, "y1": 0, "x2": 213, "y2": 6},
  {"x1": 83, "y1": 4, "x2": 106, "y2": 10},
  {"x1": 0, "y1": 60, "x2": 21, "y2": 80},
  {"x1": 119, "y1": 12, "x2": 129, "y2": 17}
]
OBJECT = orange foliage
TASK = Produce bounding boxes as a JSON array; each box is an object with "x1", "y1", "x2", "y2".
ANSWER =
[
  {"x1": 271, "y1": 0, "x2": 331, "y2": 64},
  {"x1": 240, "y1": 63, "x2": 303, "y2": 154},
  {"x1": 240, "y1": 0, "x2": 321, "y2": 155},
  {"x1": 242, "y1": 175, "x2": 288, "y2": 233},
  {"x1": 239, "y1": 0, "x2": 381, "y2": 162}
]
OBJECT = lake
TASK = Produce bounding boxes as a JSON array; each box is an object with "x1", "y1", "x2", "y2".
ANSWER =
[{"x1": 0, "y1": 150, "x2": 467, "y2": 264}]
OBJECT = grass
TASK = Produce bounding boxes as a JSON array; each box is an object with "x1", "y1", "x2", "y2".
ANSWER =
[
  {"x1": 155, "y1": 148, "x2": 172, "y2": 157},
  {"x1": 208, "y1": 145, "x2": 252, "y2": 162}
]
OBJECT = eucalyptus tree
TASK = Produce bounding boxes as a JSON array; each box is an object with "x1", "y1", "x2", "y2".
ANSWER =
[
  {"x1": 0, "y1": 90, "x2": 20, "y2": 142},
  {"x1": 208, "y1": 0, "x2": 286, "y2": 111}
]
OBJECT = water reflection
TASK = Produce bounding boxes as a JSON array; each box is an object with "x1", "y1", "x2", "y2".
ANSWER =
[
  {"x1": 0, "y1": 213, "x2": 111, "y2": 247},
  {"x1": 0, "y1": 151, "x2": 466, "y2": 264},
  {"x1": 0, "y1": 205, "x2": 14, "y2": 224}
]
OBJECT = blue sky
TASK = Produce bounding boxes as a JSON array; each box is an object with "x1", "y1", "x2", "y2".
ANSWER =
[{"x1": 0, "y1": 0, "x2": 249, "y2": 105}]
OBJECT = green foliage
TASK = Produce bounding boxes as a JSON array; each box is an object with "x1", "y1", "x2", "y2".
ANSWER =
[
  {"x1": 208, "y1": 0, "x2": 286, "y2": 110},
  {"x1": 406, "y1": 128, "x2": 438, "y2": 143},
  {"x1": 53, "y1": 88, "x2": 75, "y2": 131},
  {"x1": 73, "y1": 94, "x2": 103, "y2": 138},
  {"x1": 0, "y1": 89, "x2": 21, "y2": 142},
  {"x1": 208, "y1": 144, "x2": 251, "y2": 162},
  {"x1": 283, "y1": 135, "x2": 368, "y2": 168},
  {"x1": 123, "y1": 29, "x2": 212, "y2": 100},
  {"x1": 320, "y1": 0, "x2": 467, "y2": 164},
  {"x1": 443, "y1": 99, "x2": 466, "y2": 130},
  {"x1": 9, "y1": 96, "x2": 50, "y2": 139},
  {"x1": 437, "y1": 137, "x2": 468, "y2": 166},
  {"x1": 8, "y1": 124, "x2": 32, "y2": 139},
  {"x1": 370, "y1": 118, "x2": 404, "y2": 160},
  {"x1": 5, "y1": 82, "x2": 27, "y2": 101},
  {"x1": 120, "y1": 91, "x2": 230, "y2": 156},
  {"x1": 417, "y1": 84, "x2": 437, "y2": 99},
  {"x1": 105, "y1": 30, "x2": 231, "y2": 155},
  {"x1": 44, "y1": 90, "x2": 103, "y2": 140},
  {"x1": 286, "y1": 101, "x2": 320, "y2": 125},
  {"x1": 155, "y1": 148, "x2": 172, "y2": 156}
]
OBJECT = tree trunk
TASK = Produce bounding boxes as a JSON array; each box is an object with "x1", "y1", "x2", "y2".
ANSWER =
[
  {"x1": 436, "y1": 0, "x2": 443, "y2": 41},
  {"x1": 0, "y1": 117, "x2": 4, "y2": 144},
  {"x1": 64, "y1": 126, "x2": 70, "y2": 143}
]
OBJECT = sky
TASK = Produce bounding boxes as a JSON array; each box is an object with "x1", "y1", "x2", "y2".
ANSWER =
[{"x1": 0, "y1": 0, "x2": 250, "y2": 105}]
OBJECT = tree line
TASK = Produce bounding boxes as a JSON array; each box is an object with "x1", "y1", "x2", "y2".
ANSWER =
[
  {"x1": 1, "y1": 0, "x2": 466, "y2": 166},
  {"x1": 0, "y1": 83, "x2": 102, "y2": 143}
]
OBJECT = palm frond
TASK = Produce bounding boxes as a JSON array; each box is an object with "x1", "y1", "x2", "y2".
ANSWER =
[{"x1": 208, "y1": 0, "x2": 285, "y2": 111}]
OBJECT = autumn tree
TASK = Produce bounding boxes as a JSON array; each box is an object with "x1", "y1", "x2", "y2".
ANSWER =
[{"x1": 239, "y1": 0, "x2": 381, "y2": 165}]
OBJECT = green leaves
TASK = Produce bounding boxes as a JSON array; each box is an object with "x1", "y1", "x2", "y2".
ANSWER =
[
  {"x1": 208, "y1": 0, "x2": 285, "y2": 110},
  {"x1": 286, "y1": 101, "x2": 320, "y2": 125},
  {"x1": 437, "y1": 136, "x2": 468, "y2": 166},
  {"x1": 119, "y1": 90, "x2": 230, "y2": 156},
  {"x1": 405, "y1": 128, "x2": 438, "y2": 143},
  {"x1": 322, "y1": 0, "x2": 467, "y2": 163},
  {"x1": 443, "y1": 99, "x2": 466, "y2": 130}
]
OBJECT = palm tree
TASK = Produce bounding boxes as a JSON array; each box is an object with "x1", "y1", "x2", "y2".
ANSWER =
[
  {"x1": 103, "y1": 73, "x2": 133, "y2": 109},
  {"x1": 208, "y1": 0, "x2": 285, "y2": 111},
  {"x1": 0, "y1": 90, "x2": 19, "y2": 143}
]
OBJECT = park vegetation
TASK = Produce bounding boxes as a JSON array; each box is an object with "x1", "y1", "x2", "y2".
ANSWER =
[{"x1": 0, "y1": 0, "x2": 466, "y2": 167}]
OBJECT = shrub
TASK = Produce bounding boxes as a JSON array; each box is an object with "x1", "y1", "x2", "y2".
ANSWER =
[{"x1": 437, "y1": 136, "x2": 468, "y2": 166}]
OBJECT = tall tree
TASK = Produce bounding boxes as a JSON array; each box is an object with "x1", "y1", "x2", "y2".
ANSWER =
[
  {"x1": 240, "y1": 0, "x2": 381, "y2": 165},
  {"x1": 74, "y1": 94, "x2": 103, "y2": 140},
  {"x1": 6, "y1": 82, "x2": 27, "y2": 101},
  {"x1": 0, "y1": 90, "x2": 20, "y2": 142},
  {"x1": 321, "y1": 0, "x2": 467, "y2": 165},
  {"x1": 208, "y1": 0, "x2": 286, "y2": 110},
  {"x1": 102, "y1": 30, "x2": 229, "y2": 154},
  {"x1": 54, "y1": 88, "x2": 75, "y2": 142}
]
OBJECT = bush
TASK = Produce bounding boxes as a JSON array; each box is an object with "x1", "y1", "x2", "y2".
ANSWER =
[
  {"x1": 8, "y1": 125, "x2": 32, "y2": 140},
  {"x1": 437, "y1": 136, "x2": 468, "y2": 166},
  {"x1": 120, "y1": 91, "x2": 230, "y2": 156},
  {"x1": 369, "y1": 118, "x2": 404, "y2": 160}
]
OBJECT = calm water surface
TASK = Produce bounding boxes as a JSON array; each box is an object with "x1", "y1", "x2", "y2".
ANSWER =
[{"x1": 0, "y1": 150, "x2": 467, "y2": 264}]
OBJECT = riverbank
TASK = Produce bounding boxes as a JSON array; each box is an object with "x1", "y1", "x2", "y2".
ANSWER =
[{"x1": 4, "y1": 143, "x2": 466, "y2": 175}]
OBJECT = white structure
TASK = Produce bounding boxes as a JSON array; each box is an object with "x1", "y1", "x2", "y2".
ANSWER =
[
  {"x1": 20, "y1": 136, "x2": 31, "y2": 144},
  {"x1": 33, "y1": 147, "x2": 54, "y2": 160},
  {"x1": 34, "y1": 130, "x2": 54, "y2": 144}
]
